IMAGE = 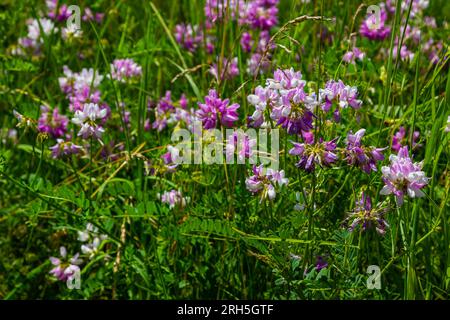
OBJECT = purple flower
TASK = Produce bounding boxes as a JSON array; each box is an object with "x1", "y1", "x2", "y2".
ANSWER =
[
  {"x1": 245, "y1": 164, "x2": 288, "y2": 202},
  {"x1": 49, "y1": 246, "x2": 82, "y2": 282},
  {"x1": 392, "y1": 44, "x2": 414, "y2": 62},
  {"x1": 380, "y1": 146, "x2": 430, "y2": 206},
  {"x1": 197, "y1": 89, "x2": 240, "y2": 129},
  {"x1": 289, "y1": 138, "x2": 338, "y2": 172},
  {"x1": 152, "y1": 92, "x2": 194, "y2": 131},
  {"x1": 342, "y1": 47, "x2": 365, "y2": 64},
  {"x1": 209, "y1": 57, "x2": 240, "y2": 81},
  {"x1": 247, "y1": 85, "x2": 270, "y2": 127},
  {"x1": 72, "y1": 103, "x2": 108, "y2": 139},
  {"x1": 159, "y1": 190, "x2": 189, "y2": 209},
  {"x1": 392, "y1": 126, "x2": 420, "y2": 152},
  {"x1": 38, "y1": 105, "x2": 68, "y2": 138},
  {"x1": 204, "y1": 0, "x2": 243, "y2": 25},
  {"x1": 240, "y1": 32, "x2": 254, "y2": 52},
  {"x1": 247, "y1": 52, "x2": 271, "y2": 76},
  {"x1": 49, "y1": 139, "x2": 83, "y2": 159},
  {"x1": 225, "y1": 131, "x2": 257, "y2": 163},
  {"x1": 110, "y1": 59, "x2": 142, "y2": 82},
  {"x1": 82, "y1": 8, "x2": 104, "y2": 23},
  {"x1": 360, "y1": 6, "x2": 390, "y2": 40},
  {"x1": 344, "y1": 129, "x2": 386, "y2": 174},
  {"x1": 319, "y1": 80, "x2": 362, "y2": 121},
  {"x1": 174, "y1": 24, "x2": 203, "y2": 52},
  {"x1": 315, "y1": 256, "x2": 328, "y2": 271},
  {"x1": 46, "y1": 1, "x2": 71, "y2": 21},
  {"x1": 244, "y1": 0, "x2": 279, "y2": 30},
  {"x1": 344, "y1": 193, "x2": 389, "y2": 235}
]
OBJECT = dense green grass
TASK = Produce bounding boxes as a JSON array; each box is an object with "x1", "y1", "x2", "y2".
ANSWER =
[{"x1": 0, "y1": 0, "x2": 449, "y2": 299}]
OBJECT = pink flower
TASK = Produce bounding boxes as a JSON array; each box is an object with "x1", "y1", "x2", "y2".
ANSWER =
[
  {"x1": 380, "y1": 146, "x2": 430, "y2": 206},
  {"x1": 49, "y1": 139, "x2": 83, "y2": 159},
  {"x1": 159, "y1": 190, "x2": 189, "y2": 209},
  {"x1": 289, "y1": 138, "x2": 338, "y2": 172},
  {"x1": 245, "y1": 164, "x2": 288, "y2": 202},
  {"x1": 197, "y1": 89, "x2": 240, "y2": 129},
  {"x1": 71, "y1": 103, "x2": 108, "y2": 139},
  {"x1": 110, "y1": 59, "x2": 142, "y2": 82},
  {"x1": 38, "y1": 105, "x2": 68, "y2": 138},
  {"x1": 49, "y1": 246, "x2": 82, "y2": 282},
  {"x1": 209, "y1": 57, "x2": 240, "y2": 81}
]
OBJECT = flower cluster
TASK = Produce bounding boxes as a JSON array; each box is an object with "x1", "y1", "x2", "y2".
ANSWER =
[
  {"x1": 49, "y1": 139, "x2": 83, "y2": 159},
  {"x1": 150, "y1": 91, "x2": 194, "y2": 132},
  {"x1": 174, "y1": 0, "x2": 279, "y2": 77},
  {"x1": 174, "y1": 24, "x2": 205, "y2": 53},
  {"x1": 343, "y1": 129, "x2": 385, "y2": 174},
  {"x1": 245, "y1": 164, "x2": 288, "y2": 202},
  {"x1": 209, "y1": 57, "x2": 240, "y2": 81},
  {"x1": 12, "y1": 18, "x2": 56, "y2": 56},
  {"x1": 110, "y1": 58, "x2": 142, "y2": 83},
  {"x1": 342, "y1": 47, "x2": 365, "y2": 64},
  {"x1": 225, "y1": 131, "x2": 257, "y2": 163},
  {"x1": 49, "y1": 246, "x2": 82, "y2": 282},
  {"x1": 392, "y1": 126, "x2": 420, "y2": 152},
  {"x1": 289, "y1": 138, "x2": 338, "y2": 172},
  {"x1": 197, "y1": 89, "x2": 240, "y2": 129},
  {"x1": 159, "y1": 190, "x2": 189, "y2": 209},
  {"x1": 77, "y1": 223, "x2": 108, "y2": 260},
  {"x1": 344, "y1": 193, "x2": 389, "y2": 235},
  {"x1": 380, "y1": 146, "x2": 429, "y2": 206},
  {"x1": 72, "y1": 103, "x2": 108, "y2": 139},
  {"x1": 38, "y1": 105, "x2": 69, "y2": 139},
  {"x1": 319, "y1": 80, "x2": 362, "y2": 122},
  {"x1": 359, "y1": 4, "x2": 390, "y2": 40},
  {"x1": 248, "y1": 68, "x2": 316, "y2": 135}
]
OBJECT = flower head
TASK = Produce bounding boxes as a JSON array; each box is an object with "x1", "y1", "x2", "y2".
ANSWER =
[
  {"x1": 71, "y1": 103, "x2": 108, "y2": 139},
  {"x1": 245, "y1": 164, "x2": 288, "y2": 202},
  {"x1": 380, "y1": 146, "x2": 430, "y2": 206},
  {"x1": 49, "y1": 246, "x2": 82, "y2": 282},
  {"x1": 38, "y1": 105, "x2": 68, "y2": 138},
  {"x1": 49, "y1": 139, "x2": 83, "y2": 159},
  {"x1": 344, "y1": 129, "x2": 385, "y2": 174},
  {"x1": 289, "y1": 138, "x2": 338, "y2": 172},
  {"x1": 344, "y1": 193, "x2": 389, "y2": 235},
  {"x1": 197, "y1": 89, "x2": 240, "y2": 129},
  {"x1": 159, "y1": 190, "x2": 189, "y2": 209},
  {"x1": 392, "y1": 126, "x2": 420, "y2": 152},
  {"x1": 110, "y1": 58, "x2": 142, "y2": 82}
]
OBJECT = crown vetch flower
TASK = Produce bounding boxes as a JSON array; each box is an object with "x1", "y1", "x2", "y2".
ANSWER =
[
  {"x1": 344, "y1": 193, "x2": 389, "y2": 235},
  {"x1": 174, "y1": 23, "x2": 203, "y2": 52},
  {"x1": 38, "y1": 105, "x2": 68, "y2": 138},
  {"x1": 289, "y1": 138, "x2": 338, "y2": 172},
  {"x1": 49, "y1": 246, "x2": 82, "y2": 282},
  {"x1": 209, "y1": 57, "x2": 240, "y2": 81},
  {"x1": 245, "y1": 164, "x2": 288, "y2": 202},
  {"x1": 110, "y1": 58, "x2": 142, "y2": 82},
  {"x1": 225, "y1": 131, "x2": 257, "y2": 163},
  {"x1": 49, "y1": 139, "x2": 83, "y2": 158},
  {"x1": 197, "y1": 89, "x2": 240, "y2": 129},
  {"x1": 392, "y1": 126, "x2": 420, "y2": 152},
  {"x1": 159, "y1": 190, "x2": 189, "y2": 209},
  {"x1": 360, "y1": 5, "x2": 390, "y2": 40},
  {"x1": 244, "y1": 0, "x2": 279, "y2": 31},
  {"x1": 343, "y1": 47, "x2": 365, "y2": 64},
  {"x1": 72, "y1": 103, "x2": 108, "y2": 139},
  {"x1": 319, "y1": 80, "x2": 362, "y2": 121},
  {"x1": 380, "y1": 146, "x2": 430, "y2": 206},
  {"x1": 344, "y1": 129, "x2": 385, "y2": 174}
]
